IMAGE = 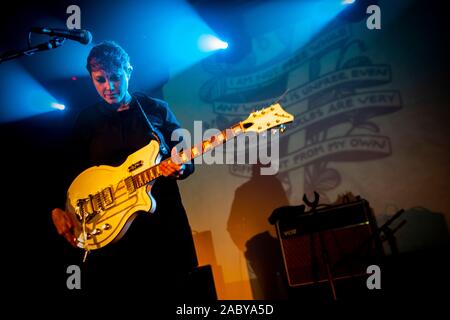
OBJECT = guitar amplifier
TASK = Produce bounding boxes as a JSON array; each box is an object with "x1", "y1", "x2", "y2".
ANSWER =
[{"x1": 276, "y1": 199, "x2": 383, "y2": 287}]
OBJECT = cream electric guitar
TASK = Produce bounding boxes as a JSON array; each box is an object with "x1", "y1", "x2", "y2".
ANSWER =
[{"x1": 67, "y1": 103, "x2": 294, "y2": 251}]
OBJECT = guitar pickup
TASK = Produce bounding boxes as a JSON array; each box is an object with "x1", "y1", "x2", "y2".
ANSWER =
[
  {"x1": 124, "y1": 176, "x2": 136, "y2": 193},
  {"x1": 100, "y1": 187, "x2": 114, "y2": 207}
]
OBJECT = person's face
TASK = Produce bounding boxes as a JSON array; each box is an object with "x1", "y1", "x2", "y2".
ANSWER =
[{"x1": 91, "y1": 67, "x2": 130, "y2": 105}]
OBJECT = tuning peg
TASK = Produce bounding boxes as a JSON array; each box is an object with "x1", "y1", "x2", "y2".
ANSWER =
[{"x1": 279, "y1": 125, "x2": 286, "y2": 133}]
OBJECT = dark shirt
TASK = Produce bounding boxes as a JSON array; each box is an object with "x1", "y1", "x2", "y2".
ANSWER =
[{"x1": 66, "y1": 93, "x2": 197, "y2": 296}]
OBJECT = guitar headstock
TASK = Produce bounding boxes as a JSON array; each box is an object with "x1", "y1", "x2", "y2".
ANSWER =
[{"x1": 241, "y1": 103, "x2": 294, "y2": 133}]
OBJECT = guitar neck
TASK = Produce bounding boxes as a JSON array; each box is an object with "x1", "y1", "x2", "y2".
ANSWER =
[
  {"x1": 131, "y1": 122, "x2": 245, "y2": 189},
  {"x1": 130, "y1": 102, "x2": 294, "y2": 189}
]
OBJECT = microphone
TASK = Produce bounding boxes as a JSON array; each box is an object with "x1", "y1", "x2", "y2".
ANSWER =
[{"x1": 31, "y1": 27, "x2": 93, "y2": 45}]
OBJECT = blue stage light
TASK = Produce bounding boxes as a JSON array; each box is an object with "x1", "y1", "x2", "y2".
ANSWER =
[
  {"x1": 51, "y1": 102, "x2": 66, "y2": 111},
  {"x1": 198, "y1": 34, "x2": 229, "y2": 52}
]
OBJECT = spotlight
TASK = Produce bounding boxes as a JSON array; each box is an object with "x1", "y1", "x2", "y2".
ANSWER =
[
  {"x1": 51, "y1": 102, "x2": 65, "y2": 110},
  {"x1": 198, "y1": 34, "x2": 228, "y2": 52},
  {"x1": 338, "y1": 0, "x2": 377, "y2": 22}
]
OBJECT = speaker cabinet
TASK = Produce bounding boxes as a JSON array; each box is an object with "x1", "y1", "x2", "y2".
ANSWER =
[{"x1": 276, "y1": 200, "x2": 383, "y2": 287}]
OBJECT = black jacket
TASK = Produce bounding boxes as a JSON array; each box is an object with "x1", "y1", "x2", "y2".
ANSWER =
[{"x1": 63, "y1": 93, "x2": 198, "y2": 295}]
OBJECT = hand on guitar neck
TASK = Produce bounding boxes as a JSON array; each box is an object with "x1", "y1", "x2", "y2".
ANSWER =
[{"x1": 159, "y1": 159, "x2": 185, "y2": 179}]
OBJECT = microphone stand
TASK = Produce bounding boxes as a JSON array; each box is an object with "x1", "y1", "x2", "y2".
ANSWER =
[
  {"x1": 0, "y1": 37, "x2": 65, "y2": 64},
  {"x1": 303, "y1": 191, "x2": 338, "y2": 302}
]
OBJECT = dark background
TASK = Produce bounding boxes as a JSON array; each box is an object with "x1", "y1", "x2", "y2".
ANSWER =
[{"x1": 1, "y1": 0, "x2": 448, "y2": 309}]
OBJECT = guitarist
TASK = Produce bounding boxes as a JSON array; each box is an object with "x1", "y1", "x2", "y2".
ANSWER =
[{"x1": 51, "y1": 41, "x2": 198, "y2": 298}]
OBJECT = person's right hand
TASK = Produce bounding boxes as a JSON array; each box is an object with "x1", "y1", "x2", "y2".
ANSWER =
[{"x1": 51, "y1": 208, "x2": 78, "y2": 248}]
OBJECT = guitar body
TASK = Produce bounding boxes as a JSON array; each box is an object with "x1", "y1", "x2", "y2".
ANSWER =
[{"x1": 66, "y1": 140, "x2": 160, "y2": 250}]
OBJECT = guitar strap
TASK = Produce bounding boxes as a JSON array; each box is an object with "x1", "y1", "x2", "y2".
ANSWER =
[{"x1": 134, "y1": 95, "x2": 169, "y2": 157}]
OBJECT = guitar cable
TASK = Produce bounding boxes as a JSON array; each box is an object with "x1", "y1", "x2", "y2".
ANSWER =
[{"x1": 80, "y1": 204, "x2": 90, "y2": 263}]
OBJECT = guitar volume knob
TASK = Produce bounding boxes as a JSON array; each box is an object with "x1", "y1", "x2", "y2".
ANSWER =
[
  {"x1": 91, "y1": 228, "x2": 102, "y2": 235},
  {"x1": 102, "y1": 223, "x2": 111, "y2": 230}
]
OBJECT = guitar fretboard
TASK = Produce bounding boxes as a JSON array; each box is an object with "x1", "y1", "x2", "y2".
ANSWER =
[{"x1": 129, "y1": 123, "x2": 244, "y2": 190}]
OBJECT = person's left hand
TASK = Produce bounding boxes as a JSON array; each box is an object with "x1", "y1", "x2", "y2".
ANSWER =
[{"x1": 160, "y1": 160, "x2": 185, "y2": 178}]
